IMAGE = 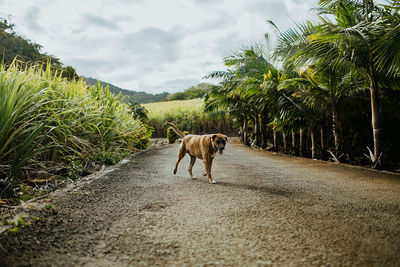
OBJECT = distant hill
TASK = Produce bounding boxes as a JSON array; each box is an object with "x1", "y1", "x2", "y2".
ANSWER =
[{"x1": 82, "y1": 77, "x2": 169, "y2": 104}]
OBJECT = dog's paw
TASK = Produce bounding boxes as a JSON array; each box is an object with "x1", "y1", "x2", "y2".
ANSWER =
[
  {"x1": 209, "y1": 179, "x2": 217, "y2": 184},
  {"x1": 203, "y1": 172, "x2": 207, "y2": 176},
  {"x1": 190, "y1": 176, "x2": 197, "y2": 180}
]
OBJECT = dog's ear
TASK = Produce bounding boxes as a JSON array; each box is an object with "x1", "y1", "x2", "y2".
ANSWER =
[
  {"x1": 212, "y1": 134, "x2": 217, "y2": 140},
  {"x1": 225, "y1": 136, "x2": 228, "y2": 142}
]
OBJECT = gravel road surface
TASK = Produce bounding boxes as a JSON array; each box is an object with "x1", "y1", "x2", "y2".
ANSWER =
[{"x1": 1, "y1": 142, "x2": 400, "y2": 266}]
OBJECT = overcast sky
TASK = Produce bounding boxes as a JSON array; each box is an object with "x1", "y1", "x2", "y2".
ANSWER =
[{"x1": 1, "y1": 0, "x2": 318, "y2": 93}]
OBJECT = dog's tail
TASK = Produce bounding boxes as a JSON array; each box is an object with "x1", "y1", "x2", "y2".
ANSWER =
[{"x1": 165, "y1": 122, "x2": 186, "y2": 138}]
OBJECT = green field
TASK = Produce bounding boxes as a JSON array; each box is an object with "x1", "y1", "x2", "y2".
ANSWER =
[
  {"x1": 143, "y1": 98, "x2": 236, "y2": 137},
  {"x1": 143, "y1": 98, "x2": 204, "y2": 119}
]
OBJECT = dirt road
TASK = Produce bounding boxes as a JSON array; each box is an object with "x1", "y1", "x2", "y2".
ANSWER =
[{"x1": 1, "y1": 142, "x2": 400, "y2": 266}]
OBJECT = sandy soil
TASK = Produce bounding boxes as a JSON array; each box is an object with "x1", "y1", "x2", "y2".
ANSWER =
[{"x1": 1, "y1": 142, "x2": 400, "y2": 266}]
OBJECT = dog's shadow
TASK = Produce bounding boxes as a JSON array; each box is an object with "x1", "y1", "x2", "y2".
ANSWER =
[{"x1": 192, "y1": 178, "x2": 293, "y2": 197}]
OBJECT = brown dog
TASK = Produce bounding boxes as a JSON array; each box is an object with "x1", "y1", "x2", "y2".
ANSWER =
[{"x1": 166, "y1": 122, "x2": 227, "y2": 184}]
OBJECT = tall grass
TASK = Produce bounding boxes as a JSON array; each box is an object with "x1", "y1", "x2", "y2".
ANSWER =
[
  {"x1": 143, "y1": 98, "x2": 237, "y2": 137},
  {"x1": 145, "y1": 98, "x2": 204, "y2": 118},
  {"x1": 0, "y1": 61, "x2": 151, "y2": 180}
]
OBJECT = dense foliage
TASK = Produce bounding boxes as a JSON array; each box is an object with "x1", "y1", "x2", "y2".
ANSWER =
[
  {"x1": 205, "y1": 0, "x2": 400, "y2": 170},
  {"x1": 162, "y1": 83, "x2": 213, "y2": 101},
  {"x1": 0, "y1": 61, "x2": 152, "y2": 184}
]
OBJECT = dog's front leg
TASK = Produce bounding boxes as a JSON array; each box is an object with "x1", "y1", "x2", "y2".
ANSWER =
[
  {"x1": 188, "y1": 155, "x2": 196, "y2": 179},
  {"x1": 203, "y1": 158, "x2": 216, "y2": 184}
]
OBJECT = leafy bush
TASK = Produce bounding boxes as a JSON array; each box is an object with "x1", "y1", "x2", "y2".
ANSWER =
[
  {"x1": 91, "y1": 151, "x2": 129, "y2": 165},
  {"x1": 0, "y1": 60, "x2": 152, "y2": 181},
  {"x1": 167, "y1": 127, "x2": 180, "y2": 144}
]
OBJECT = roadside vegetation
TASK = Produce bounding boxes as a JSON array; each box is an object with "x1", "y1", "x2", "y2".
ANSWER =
[
  {"x1": 205, "y1": 0, "x2": 400, "y2": 170},
  {"x1": 0, "y1": 61, "x2": 152, "y2": 203},
  {"x1": 0, "y1": 17, "x2": 153, "y2": 205}
]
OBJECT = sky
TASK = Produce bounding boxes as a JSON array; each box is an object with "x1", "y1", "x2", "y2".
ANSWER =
[{"x1": 1, "y1": 0, "x2": 318, "y2": 93}]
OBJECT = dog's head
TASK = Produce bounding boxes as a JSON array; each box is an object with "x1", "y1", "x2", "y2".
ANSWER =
[{"x1": 212, "y1": 134, "x2": 228, "y2": 155}]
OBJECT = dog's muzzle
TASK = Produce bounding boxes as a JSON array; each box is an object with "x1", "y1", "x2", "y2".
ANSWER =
[{"x1": 218, "y1": 147, "x2": 225, "y2": 155}]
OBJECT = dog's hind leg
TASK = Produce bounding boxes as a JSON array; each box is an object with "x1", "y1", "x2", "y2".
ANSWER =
[
  {"x1": 173, "y1": 145, "x2": 186, "y2": 175},
  {"x1": 188, "y1": 155, "x2": 196, "y2": 179}
]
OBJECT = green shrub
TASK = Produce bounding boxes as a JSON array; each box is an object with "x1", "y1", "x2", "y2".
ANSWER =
[
  {"x1": 91, "y1": 151, "x2": 129, "y2": 165},
  {"x1": 0, "y1": 60, "x2": 152, "y2": 180},
  {"x1": 167, "y1": 127, "x2": 179, "y2": 144},
  {"x1": 8, "y1": 227, "x2": 19, "y2": 233}
]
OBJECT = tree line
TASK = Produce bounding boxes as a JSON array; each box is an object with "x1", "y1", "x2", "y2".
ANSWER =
[
  {"x1": 162, "y1": 83, "x2": 213, "y2": 101},
  {"x1": 205, "y1": 0, "x2": 400, "y2": 170}
]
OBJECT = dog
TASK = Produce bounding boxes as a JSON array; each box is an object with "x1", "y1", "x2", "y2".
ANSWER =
[{"x1": 166, "y1": 122, "x2": 227, "y2": 184}]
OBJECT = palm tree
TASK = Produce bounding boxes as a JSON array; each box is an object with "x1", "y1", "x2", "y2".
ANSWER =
[
  {"x1": 271, "y1": 0, "x2": 400, "y2": 166},
  {"x1": 260, "y1": 69, "x2": 290, "y2": 151},
  {"x1": 278, "y1": 62, "x2": 363, "y2": 159},
  {"x1": 205, "y1": 45, "x2": 278, "y2": 148},
  {"x1": 204, "y1": 70, "x2": 252, "y2": 145}
]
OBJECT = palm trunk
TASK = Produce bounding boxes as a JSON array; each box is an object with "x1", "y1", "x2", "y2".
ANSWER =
[
  {"x1": 310, "y1": 129, "x2": 316, "y2": 159},
  {"x1": 282, "y1": 132, "x2": 287, "y2": 154},
  {"x1": 273, "y1": 130, "x2": 277, "y2": 152},
  {"x1": 331, "y1": 104, "x2": 341, "y2": 154},
  {"x1": 299, "y1": 129, "x2": 305, "y2": 157},
  {"x1": 254, "y1": 111, "x2": 261, "y2": 147},
  {"x1": 320, "y1": 127, "x2": 326, "y2": 160},
  {"x1": 243, "y1": 116, "x2": 249, "y2": 146},
  {"x1": 369, "y1": 73, "x2": 382, "y2": 166},
  {"x1": 291, "y1": 131, "x2": 297, "y2": 156},
  {"x1": 239, "y1": 125, "x2": 244, "y2": 143},
  {"x1": 260, "y1": 111, "x2": 267, "y2": 149}
]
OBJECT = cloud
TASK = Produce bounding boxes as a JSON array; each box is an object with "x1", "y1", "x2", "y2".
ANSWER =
[
  {"x1": 115, "y1": 0, "x2": 144, "y2": 4},
  {"x1": 65, "y1": 58, "x2": 112, "y2": 75},
  {"x1": 122, "y1": 26, "x2": 184, "y2": 64},
  {"x1": 24, "y1": 6, "x2": 45, "y2": 33},
  {"x1": 139, "y1": 77, "x2": 201, "y2": 93},
  {"x1": 2, "y1": 0, "x2": 319, "y2": 94},
  {"x1": 246, "y1": 0, "x2": 289, "y2": 16},
  {"x1": 192, "y1": 0, "x2": 223, "y2": 5},
  {"x1": 83, "y1": 13, "x2": 120, "y2": 30},
  {"x1": 192, "y1": 10, "x2": 236, "y2": 33}
]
